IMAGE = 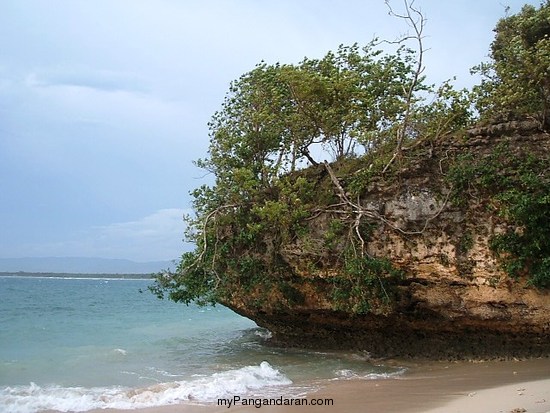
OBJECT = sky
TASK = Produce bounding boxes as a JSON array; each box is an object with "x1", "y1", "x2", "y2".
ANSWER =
[{"x1": 0, "y1": 0, "x2": 538, "y2": 262}]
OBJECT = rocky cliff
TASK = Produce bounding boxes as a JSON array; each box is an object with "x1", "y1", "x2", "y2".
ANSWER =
[{"x1": 222, "y1": 122, "x2": 550, "y2": 359}]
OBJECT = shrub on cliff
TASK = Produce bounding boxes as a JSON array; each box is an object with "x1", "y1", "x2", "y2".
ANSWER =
[{"x1": 472, "y1": 1, "x2": 550, "y2": 125}]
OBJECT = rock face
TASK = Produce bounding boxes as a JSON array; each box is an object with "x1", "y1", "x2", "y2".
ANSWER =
[{"x1": 223, "y1": 125, "x2": 550, "y2": 359}]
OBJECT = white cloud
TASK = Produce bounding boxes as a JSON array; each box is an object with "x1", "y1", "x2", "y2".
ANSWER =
[
  {"x1": 13, "y1": 209, "x2": 193, "y2": 262},
  {"x1": 87, "y1": 208, "x2": 192, "y2": 261},
  {"x1": 96, "y1": 208, "x2": 185, "y2": 239},
  {"x1": 24, "y1": 71, "x2": 189, "y2": 129},
  {"x1": 25, "y1": 68, "x2": 150, "y2": 94}
]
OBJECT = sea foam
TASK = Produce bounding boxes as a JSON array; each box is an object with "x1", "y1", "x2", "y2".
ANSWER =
[
  {"x1": 0, "y1": 361, "x2": 291, "y2": 413},
  {"x1": 333, "y1": 368, "x2": 406, "y2": 380}
]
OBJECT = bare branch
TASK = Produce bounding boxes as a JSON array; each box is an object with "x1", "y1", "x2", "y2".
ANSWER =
[
  {"x1": 323, "y1": 159, "x2": 451, "y2": 250},
  {"x1": 196, "y1": 204, "x2": 239, "y2": 267},
  {"x1": 323, "y1": 161, "x2": 353, "y2": 205},
  {"x1": 382, "y1": 0, "x2": 427, "y2": 174}
]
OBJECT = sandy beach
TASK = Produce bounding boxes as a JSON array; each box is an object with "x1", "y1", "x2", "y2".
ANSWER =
[{"x1": 63, "y1": 358, "x2": 550, "y2": 413}]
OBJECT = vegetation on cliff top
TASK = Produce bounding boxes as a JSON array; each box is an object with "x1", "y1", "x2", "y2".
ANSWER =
[
  {"x1": 447, "y1": 143, "x2": 550, "y2": 288},
  {"x1": 151, "y1": 1, "x2": 550, "y2": 307}
]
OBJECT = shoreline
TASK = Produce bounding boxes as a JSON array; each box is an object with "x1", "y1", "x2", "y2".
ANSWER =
[{"x1": 54, "y1": 358, "x2": 550, "y2": 413}]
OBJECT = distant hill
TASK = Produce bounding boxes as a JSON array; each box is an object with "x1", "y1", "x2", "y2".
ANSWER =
[{"x1": 0, "y1": 257, "x2": 174, "y2": 274}]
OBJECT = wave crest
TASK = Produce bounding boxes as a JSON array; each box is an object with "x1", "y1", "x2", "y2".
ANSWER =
[{"x1": 0, "y1": 361, "x2": 291, "y2": 413}]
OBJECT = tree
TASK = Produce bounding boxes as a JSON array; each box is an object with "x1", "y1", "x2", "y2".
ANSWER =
[
  {"x1": 473, "y1": 1, "x2": 550, "y2": 125},
  {"x1": 282, "y1": 43, "x2": 418, "y2": 162},
  {"x1": 197, "y1": 63, "x2": 291, "y2": 198},
  {"x1": 198, "y1": 41, "x2": 423, "y2": 199}
]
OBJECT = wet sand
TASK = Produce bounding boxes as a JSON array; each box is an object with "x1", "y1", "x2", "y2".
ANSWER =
[{"x1": 47, "y1": 358, "x2": 550, "y2": 413}]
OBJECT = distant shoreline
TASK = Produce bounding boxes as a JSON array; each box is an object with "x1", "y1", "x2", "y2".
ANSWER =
[{"x1": 0, "y1": 271, "x2": 154, "y2": 279}]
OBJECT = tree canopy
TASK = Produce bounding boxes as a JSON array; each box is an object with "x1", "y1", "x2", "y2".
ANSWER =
[
  {"x1": 199, "y1": 43, "x2": 423, "y2": 190},
  {"x1": 473, "y1": 1, "x2": 550, "y2": 124}
]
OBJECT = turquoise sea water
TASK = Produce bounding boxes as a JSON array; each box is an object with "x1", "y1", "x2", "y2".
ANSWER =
[{"x1": 0, "y1": 276, "x2": 402, "y2": 412}]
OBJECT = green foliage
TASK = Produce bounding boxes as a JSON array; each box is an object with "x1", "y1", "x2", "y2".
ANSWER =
[
  {"x1": 331, "y1": 252, "x2": 404, "y2": 314},
  {"x1": 490, "y1": 184, "x2": 550, "y2": 288},
  {"x1": 324, "y1": 219, "x2": 346, "y2": 249},
  {"x1": 200, "y1": 63, "x2": 291, "y2": 192},
  {"x1": 457, "y1": 231, "x2": 474, "y2": 254},
  {"x1": 472, "y1": 1, "x2": 550, "y2": 123},
  {"x1": 409, "y1": 79, "x2": 473, "y2": 139},
  {"x1": 446, "y1": 145, "x2": 550, "y2": 288},
  {"x1": 149, "y1": 251, "x2": 218, "y2": 306},
  {"x1": 280, "y1": 43, "x2": 424, "y2": 160},
  {"x1": 447, "y1": 144, "x2": 513, "y2": 205}
]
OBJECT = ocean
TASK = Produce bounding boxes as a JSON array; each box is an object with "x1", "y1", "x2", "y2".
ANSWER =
[{"x1": 0, "y1": 276, "x2": 403, "y2": 413}]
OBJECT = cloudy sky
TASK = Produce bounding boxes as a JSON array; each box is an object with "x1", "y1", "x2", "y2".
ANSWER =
[{"x1": 0, "y1": 0, "x2": 537, "y2": 262}]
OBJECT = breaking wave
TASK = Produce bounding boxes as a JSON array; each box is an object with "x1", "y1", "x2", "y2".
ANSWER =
[{"x1": 0, "y1": 361, "x2": 291, "y2": 413}]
